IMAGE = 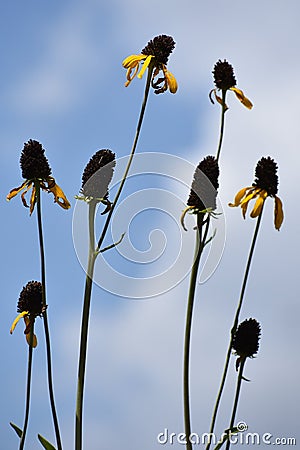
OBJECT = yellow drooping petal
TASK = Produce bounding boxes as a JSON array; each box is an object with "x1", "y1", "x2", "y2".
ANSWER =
[
  {"x1": 250, "y1": 190, "x2": 267, "y2": 218},
  {"x1": 137, "y1": 55, "x2": 153, "y2": 79},
  {"x1": 29, "y1": 184, "x2": 37, "y2": 215},
  {"x1": 6, "y1": 181, "x2": 28, "y2": 202},
  {"x1": 229, "y1": 186, "x2": 252, "y2": 207},
  {"x1": 25, "y1": 333, "x2": 37, "y2": 347},
  {"x1": 274, "y1": 195, "x2": 284, "y2": 230},
  {"x1": 47, "y1": 178, "x2": 71, "y2": 210},
  {"x1": 122, "y1": 54, "x2": 145, "y2": 68},
  {"x1": 164, "y1": 69, "x2": 178, "y2": 93},
  {"x1": 10, "y1": 311, "x2": 28, "y2": 334},
  {"x1": 241, "y1": 198, "x2": 250, "y2": 219},
  {"x1": 125, "y1": 64, "x2": 139, "y2": 87},
  {"x1": 230, "y1": 87, "x2": 253, "y2": 109},
  {"x1": 24, "y1": 317, "x2": 37, "y2": 348}
]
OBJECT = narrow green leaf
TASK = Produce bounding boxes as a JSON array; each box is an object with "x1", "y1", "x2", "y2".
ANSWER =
[
  {"x1": 37, "y1": 434, "x2": 57, "y2": 450},
  {"x1": 10, "y1": 422, "x2": 23, "y2": 438}
]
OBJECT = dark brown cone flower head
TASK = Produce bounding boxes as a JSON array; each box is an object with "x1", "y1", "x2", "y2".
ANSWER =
[
  {"x1": 10, "y1": 281, "x2": 44, "y2": 347},
  {"x1": 20, "y1": 139, "x2": 52, "y2": 180},
  {"x1": 213, "y1": 59, "x2": 236, "y2": 90},
  {"x1": 232, "y1": 318, "x2": 261, "y2": 361},
  {"x1": 122, "y1": 35, "x2": 177, "y2": 94},
  {"x1": 81, "y1": 149, "x2": 116, "y2": 200},
  {"x1": 141, "y1": 35, "x2": 176, "y2": 65},
  {"x1": 253, "y1": 156, "x2": 278, "y2": 196},
  {"x1": 187, "y1": 156, "x2": 220, "y2": 211},
  {"x1": 7, "y1": 139, "x2": 70, "y2": 213},
  {"x1": 17, "y1": 281, "x2": 44, "y2": 317}
]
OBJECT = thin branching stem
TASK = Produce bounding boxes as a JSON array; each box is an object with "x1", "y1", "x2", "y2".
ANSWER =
[
  {"x1": 36, "y1": 182, "x2": 63, "y2": 450},
  {"x1": 183, "y1": 214, "x2": 210, "y2": 450},
  {"x1": 19, "y1": 326, "x2": 34, "y2": 450},
  {"x1": 206, "y1": 209, "x2": 264, "y2": 450},
  {"x1": 225, "y1": 357, "x2": 246, "y2": 450},
  {"x1": 75, "y1": 66, "x2": 154, "y2": 450}
]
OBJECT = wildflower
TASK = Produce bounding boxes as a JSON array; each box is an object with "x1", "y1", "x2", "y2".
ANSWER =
[
  {"x1": 229, "y1": 156, "x2": 284, "y2": 230},
  {"x1": 181, "y1": 156, "x2": 220, "y2": 230},
  {"x1": 10, "y1": 281, "x2": 45, "y2": 347},
  {"x1": 209, "y1": 59, "x2": 252, "y2": 110},
  {"x1": 6, "y1": 139, "x2": 71, "y2": 214},
  {"x1": 77, "y1": 149, "x2": 116, "y2": 211},
  {"x1": 122, "y1": 34, "x2": 177, "y2": 94},
  {"x1": 232, "y1": 318, "x2": 261, "y2": 370}
]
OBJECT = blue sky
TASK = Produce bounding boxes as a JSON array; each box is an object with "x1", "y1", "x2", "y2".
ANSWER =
[{"x1": 1, "y1": 0, "x2": 299, "y2": 449}]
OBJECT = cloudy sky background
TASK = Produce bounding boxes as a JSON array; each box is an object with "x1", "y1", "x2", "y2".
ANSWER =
[{"x1": 1, "y1": 0, "x2": 299, "y2": 449}]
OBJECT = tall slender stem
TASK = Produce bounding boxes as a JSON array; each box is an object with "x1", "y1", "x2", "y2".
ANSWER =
[
  {"x1": 205, "y1": 209, "x2": 264, "y2": 450},
  {"x1": 225, "y1": 357, "x2": 246, "y2": 450},
  {"x1": 75, "y1": 201, "x2": 97, "y2": 450},
  {"x1": 96, "y1": 65, "x2": 153, "y2": 251},
  {"x1": 216, "y1": 90, "x2": 227, "y2": 162},
  {"x1": 36, "y1": 182, "x2": 63, "y2": 450},
  {"x1": 75, "y1": 67, "x2": 154, "y2": 450},
  {"x1": 19, "y1": 326, "x2": 34, "y2": 450},
  {"x1": 183, "y1": 215, "x2": 210, "y2": 450}
]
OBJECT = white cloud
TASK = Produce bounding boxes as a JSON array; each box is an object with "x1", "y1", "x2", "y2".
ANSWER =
[{"x1": 8, "y1": 1, "x2": 107, "y2": 115}]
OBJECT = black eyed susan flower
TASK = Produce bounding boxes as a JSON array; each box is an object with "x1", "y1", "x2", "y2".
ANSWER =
[
  {"x1": 209, "y1": 59, "x2": 253, "y2": 110},
  {"x1": 10, "y1": 281, "x2": 45, "y2": 348},
  {"x1": 122, "y1": 34, "x2": 178, "y2": 94},
  {"x1": 6, "y1": 140, "x2": 71, "y2": 214},
  {"x1": 78, "y1": 149, "x2": 116, "y2": 209},
  {"x1": 232, "y1": 318, "x2": 261, "y2": 370},
  {"x1": 181, "y1": 156, "x2": 220, "y2": 230},
  {"x1": 229, "y1": 156, "x2": 284, "y2": 230}
]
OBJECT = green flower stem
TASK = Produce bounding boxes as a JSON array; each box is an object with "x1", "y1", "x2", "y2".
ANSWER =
[
  {"x1": 75, "y1": 67, "x2": 154, "y2": 450},
  {"x1": 206, "y1": 208, "x2": 264, "y2": 450},
  {"x1": 216, "y1": 90, "x2": 227, "y2": 162},
  {"x1": 36, "y1": 182, "x2": 63, "y2": 450},
  {"x1": 75, "y1": 201, "x2": 97, "y2": 450},
  {"x1": 19, "y1": 326, "x2": 34, "y2": 450},
  {"x1": 183, "y1": 214, "x2": 210, "y2": 450},
  {"x1": 225, "y1": 357, "x2": 246, "y2": 450}
]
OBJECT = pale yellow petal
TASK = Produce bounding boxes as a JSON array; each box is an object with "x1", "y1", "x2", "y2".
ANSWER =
[
  {"x1": 230, "y1": 87, "x2": 253, "y2": 109},
  {"x1": 274, "y1": 195, "x2": 284, "y2": 230}
]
